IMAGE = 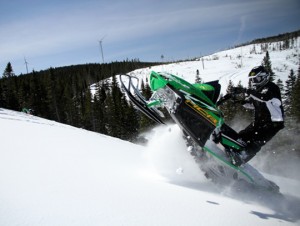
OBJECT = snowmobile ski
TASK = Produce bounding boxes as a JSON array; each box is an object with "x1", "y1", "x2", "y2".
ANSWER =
[{"x1": 120, "y1": 74, "x2": 165, "y2": 124}]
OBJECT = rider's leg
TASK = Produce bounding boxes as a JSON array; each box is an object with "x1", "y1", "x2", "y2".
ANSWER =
[
  {"x1": 238, "y1": 122, "x2": 283, "y2": 163},
  {"x1": 219, "y1": 123, "x2": 247, "y2": 149},
  {"x1": 217, "y1": 123, "x2": 247, "y2": 166}
]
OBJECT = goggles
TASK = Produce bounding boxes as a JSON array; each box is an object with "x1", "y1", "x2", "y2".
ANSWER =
[{"x1": 249, "y1": 71, "x2": 265, "y2": 84}]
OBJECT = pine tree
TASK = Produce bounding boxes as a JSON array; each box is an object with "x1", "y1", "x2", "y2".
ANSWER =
[
  {"x1": 0, "y1": 80, "x2": 4, "y2": 106},
  {"x1": 141, "y1": 79, "x2": 152, "y2": 99},
  {"x1": 290, "y1": 64, "x2": 300, "y2": 122},
  {"x1": 291, "y1": 77, "x2": 300, "y2": 122},
  {"x1": 104, "y1": 91, "x2": 116, "y2": 136},
  {"x1": 92, "y1": 81, "x2": 107, "y2": 134},
  {"x1": 1, "y1": 62, "x2": 19, "y2": 110},
  {"x1": 139, "y1": 79, "x2": 156, "y2": 130},
  {"x1": 62, "y1": 82, "x2": 75, "y2": 125},
  {"x1": 105, "y1": 75, "x2": 125, "y2": 138},
  {"x1": 276, "y1": 78, "x2": 284, "y2": 94},
  {"x1": 3, "y1": 62, "x2": 15, "y2": 78},
  {"x1": 195, "y1": 72, "x2": 202, "y2": 83},
  {"x1": 284, "y1": 69, "x2": 297, "y2": 116},
  {"x1": 262, "y1": 51, "x2": 275, "y2": 82},
  {"x1": 82, "y1": 87, "x2": 93, "y2": 130},
  {"x1": 219, "y1": 80, "x2": 235, "y2": 122},
  {"x1": 119, "y1": 95, "x2": 139, "y2": 140}
]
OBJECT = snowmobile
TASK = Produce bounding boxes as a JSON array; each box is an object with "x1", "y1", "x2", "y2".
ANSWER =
[{"x1": 120, "y1": 71, "x2": 280, "y2": 193}]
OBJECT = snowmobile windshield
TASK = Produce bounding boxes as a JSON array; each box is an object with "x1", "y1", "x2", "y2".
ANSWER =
[
  {"x1": 193, "y1": 83, "x2": 214, "y2": 92},
  {"x1": 193, "y1": 82, "x2": 221, "y2": 104},
  {"x1": 150, "y1": 71, "x2": 168, "y2": 91}
]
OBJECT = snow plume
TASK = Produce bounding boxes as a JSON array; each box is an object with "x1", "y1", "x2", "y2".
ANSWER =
[
  {"x1": 230, "y1": 115, "x2": 300, "y2": 181},
  {"x1": 144, "y1": 124, "x2": 207, "y2": 184},
  {"x1": 252, "y1": 124, "x2": 300, "y2": 181},
  {"x1": 143, "y1": 122, "x2": 300, "y2": 221},
  {"x1": 229, "y1": 114, "x2": 251, "y2": 132}
]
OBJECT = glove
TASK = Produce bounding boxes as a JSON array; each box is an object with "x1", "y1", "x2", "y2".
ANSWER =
[{"x1": 245, "y1": 88, "x2": 254, "y2": 95}]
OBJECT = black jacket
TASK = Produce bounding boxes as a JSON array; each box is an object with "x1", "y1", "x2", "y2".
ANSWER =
[{"x1": 245, "y1": 81, "x2": 284, "y2": 125}]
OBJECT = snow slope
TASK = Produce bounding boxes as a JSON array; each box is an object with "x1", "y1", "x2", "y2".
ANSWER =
[
  {"x1": 128, "y1": 39, "x2": 300, "y2": 95},
  {"x1": 1, "y1": 108, "x2": 300, "y2": 226}
]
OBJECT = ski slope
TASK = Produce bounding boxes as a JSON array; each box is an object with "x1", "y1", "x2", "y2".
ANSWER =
[{"x1": 1, "y1": 108, "x2": 300, "y2": 226}]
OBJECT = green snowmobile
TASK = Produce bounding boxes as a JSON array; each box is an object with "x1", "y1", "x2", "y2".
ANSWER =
[{"x1": 120, "y1": 71, "x2": 279, "y2": 193}]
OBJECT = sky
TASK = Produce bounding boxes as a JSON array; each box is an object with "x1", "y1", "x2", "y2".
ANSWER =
[{"x1": 0, "y1": 0, "x2": 300, "y2": 75}]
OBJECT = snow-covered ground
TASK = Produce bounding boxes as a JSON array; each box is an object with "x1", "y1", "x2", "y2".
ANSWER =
[
  {"x1": 1, "y1": 108, "x2": 300, "y2": 226},
  {"x1": 128, "y1": 39, "x2": 300, "y2": 95}
]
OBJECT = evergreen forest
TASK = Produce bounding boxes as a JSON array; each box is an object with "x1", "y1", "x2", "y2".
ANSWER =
[{"x1": 0, "y1": 60, "x2": 160, "y2": 142}]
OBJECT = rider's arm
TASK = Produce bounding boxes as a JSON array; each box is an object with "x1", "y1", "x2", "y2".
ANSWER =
[
  {"x1": 246, "y1": 85, "x2": 284, "y2": 122},
  {"x1": 217, "y1": 87, "x2": 247, "y2": 106},
  {"x1": 245, "y1": 84, "x2": 280, "y2": 102},
  {"x1": 241, "y1": 98, "x2": 254, "y2": 109},
  {"x1": 246, "y1": 89, "x2": 273, "y2": 101}
]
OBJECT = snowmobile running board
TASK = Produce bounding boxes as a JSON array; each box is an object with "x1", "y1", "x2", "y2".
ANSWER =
[
  {"x1": 119, "y1": 74, "x2": 165, "y2": 124},
  {"x1": 202, "y1": 146, "x2": 254, "y2": 183}
]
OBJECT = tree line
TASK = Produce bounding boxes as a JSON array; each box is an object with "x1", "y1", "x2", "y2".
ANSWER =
[
  {"x1": 234, "y1": 29, "x2": 300, "y2": 50},
  {"x1": 0, "y1": 60, "x2": 159, "y2": 141}
]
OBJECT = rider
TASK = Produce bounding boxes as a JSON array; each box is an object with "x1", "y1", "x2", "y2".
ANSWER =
[{"x1": 218, "y1": 65, "x2": 285, "y2": 166}]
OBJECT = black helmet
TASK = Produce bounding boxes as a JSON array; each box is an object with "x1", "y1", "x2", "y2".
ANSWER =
[{"x1": 248, "y1": 66, "x2": 270, "y2": 89}]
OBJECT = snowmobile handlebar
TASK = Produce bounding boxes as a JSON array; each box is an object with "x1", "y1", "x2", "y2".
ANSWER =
[
  {"x1": 231, "y1": 87, "x2": 248, "y2": 95},
  {"x1": 216, "y1": 87, "x2": 249, "y2": 106}
]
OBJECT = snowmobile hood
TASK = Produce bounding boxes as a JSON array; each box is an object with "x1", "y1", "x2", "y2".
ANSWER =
[{"x1": 149, "y1": 71, "x2": 217, "y2": 107}]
